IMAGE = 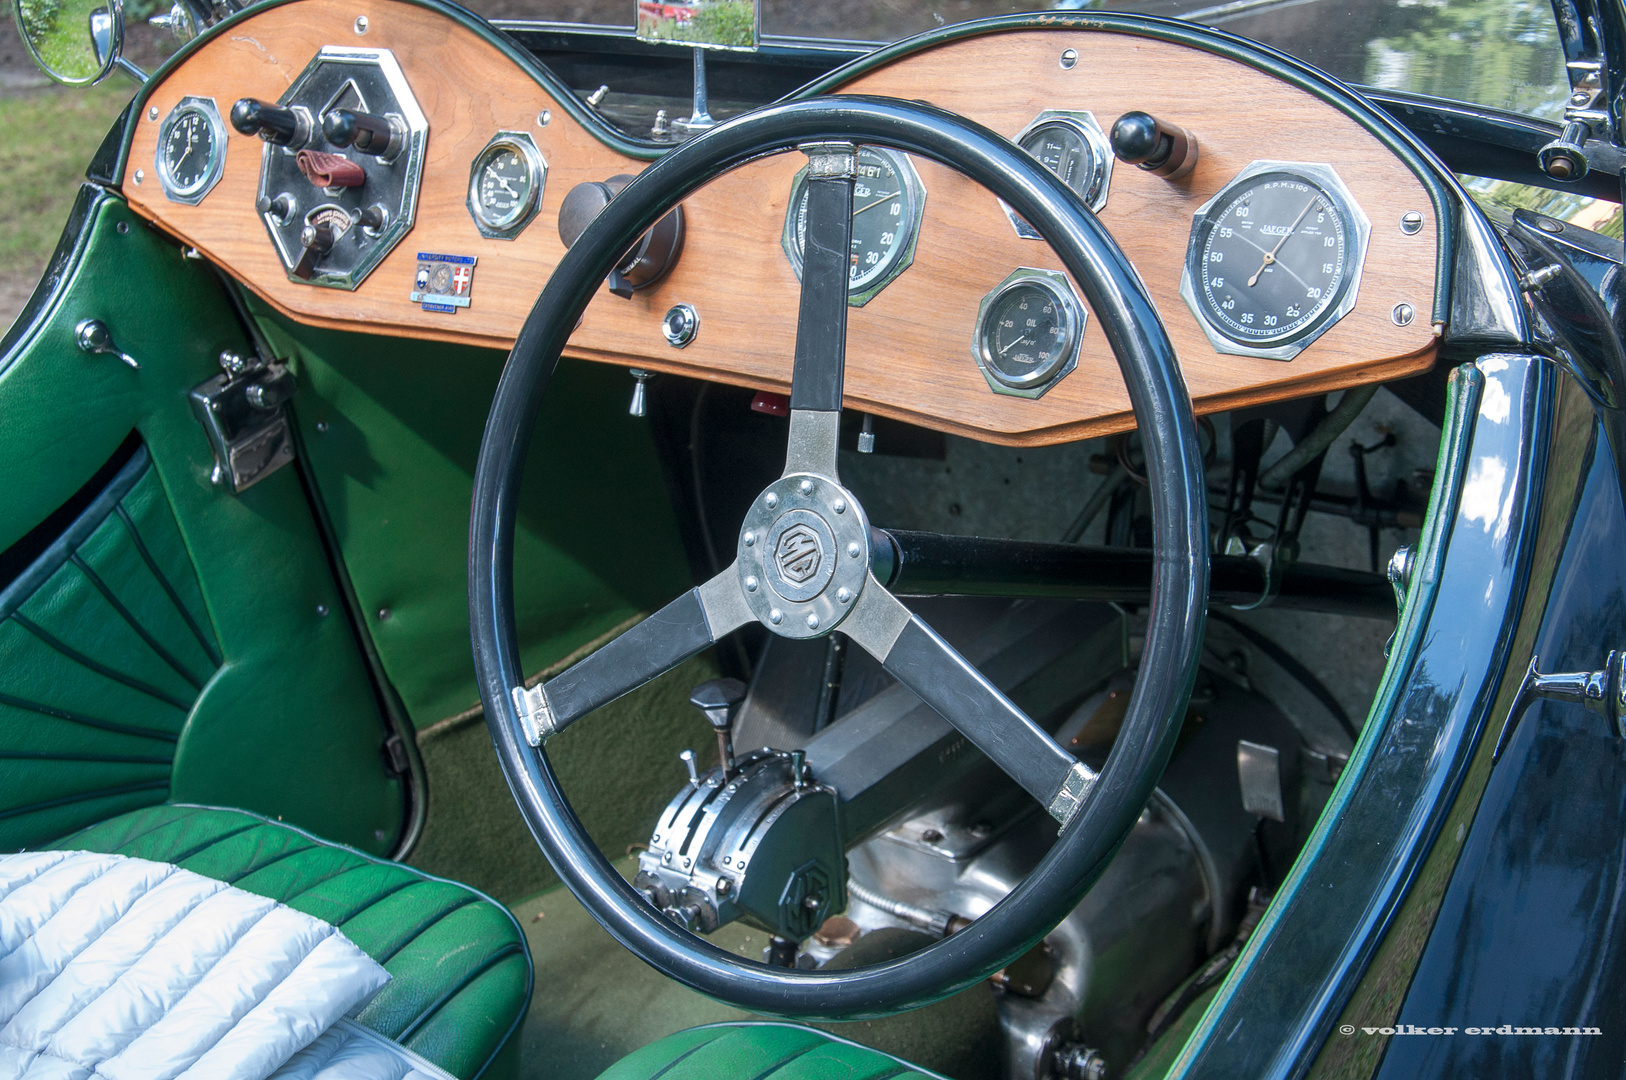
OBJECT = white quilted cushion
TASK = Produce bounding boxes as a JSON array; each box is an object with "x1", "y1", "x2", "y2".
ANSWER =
[
  {"x1": 268, "y1": 1022, "x2": 452, "y2": 1080},
  {"x1": 0, "y1": 850, "x2": 392, "y2": 1080}
]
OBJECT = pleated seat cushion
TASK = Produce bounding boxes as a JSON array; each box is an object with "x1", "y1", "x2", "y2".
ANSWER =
[
  {"x1": 43, "y1": 805, "x2": 531, "y2": 1080},
  {"x1": 595, "y1": 1023, "x2": 946, "y2": 1080}
]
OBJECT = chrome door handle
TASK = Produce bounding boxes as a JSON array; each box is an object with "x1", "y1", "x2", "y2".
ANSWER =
[{"x1": 1494, "y1": 650, "x2": 1626, "y2": 762}]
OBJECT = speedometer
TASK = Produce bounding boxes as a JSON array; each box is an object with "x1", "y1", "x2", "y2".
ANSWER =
[
  {"x1": 782, "y1": 146, "x2": 925, "y2": 307},
  {"x1": 1179, "y1": 161, "x2": 1370, "y2": 361}
]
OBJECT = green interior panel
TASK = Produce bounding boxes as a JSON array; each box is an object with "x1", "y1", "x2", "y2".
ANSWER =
[
  {"x1": 0, "y1": 187, "x2": 401, "y2": 853},
  {"x1": 250, "y1": 305, "x2": 693, "y2": 727}
]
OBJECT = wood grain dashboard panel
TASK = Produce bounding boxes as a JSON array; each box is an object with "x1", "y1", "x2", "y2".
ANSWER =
[{"x1": 121, "y1": 2, "x2": 1441, "y2": 445}]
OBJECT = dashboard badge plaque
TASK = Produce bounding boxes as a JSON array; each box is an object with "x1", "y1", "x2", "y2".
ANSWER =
[{"x1": 410, "y1": 252, "x2": 477, "y2": 312}]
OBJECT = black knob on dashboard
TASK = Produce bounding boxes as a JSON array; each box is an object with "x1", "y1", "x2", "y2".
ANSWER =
[
  {"x1": 322, "y1": 109, "x2": 401, "y2": 159},
  {"x1": 1110, "y1": 111, "x2": 1198, "y2": 179},
  {"x1": 231, "y1": 98, "x2": 308, "y2": 146},
  {"x1": 558, "y1": 176, "x2": 686, "y2": 299}
]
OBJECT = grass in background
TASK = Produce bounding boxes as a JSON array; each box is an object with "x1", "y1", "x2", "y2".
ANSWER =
[{"x1": 0, "y1": 82, "x2": 133, "y2": 278}]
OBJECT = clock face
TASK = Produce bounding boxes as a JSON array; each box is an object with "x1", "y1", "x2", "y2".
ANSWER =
[
  {"x1": 156, "y1": 98, "x2": 226, "y2": 205},
  {"x1": 467, "y1": 136, "x2": 546, "y2": 238}
]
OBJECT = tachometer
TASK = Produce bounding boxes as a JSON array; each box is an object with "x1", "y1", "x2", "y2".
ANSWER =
[
  {"x1": 782, "y1": 146, "x2": 925, "y2": 306},
  {"x1": 1180, "y1": 161, "x2": 1370, "y2": 361},
  {"x1": 155, "y1": 96, "x2": 226, "y2": 206}
]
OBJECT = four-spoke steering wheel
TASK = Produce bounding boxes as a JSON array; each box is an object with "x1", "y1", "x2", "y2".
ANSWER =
[{"x1": 470, "y1": 96, "x2": 1209, "y2": 1018}]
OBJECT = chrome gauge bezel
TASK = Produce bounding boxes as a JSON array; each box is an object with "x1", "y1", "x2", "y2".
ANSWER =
[
  {"x1": 1004, "y1": 110, "x2": 1114, "y2": 239},
  {"x1": 155, "y1": 95, "x2": 227, "y2": 206},
  {"x1": 1179, "y1": 160, "x2": 1371, "y2": 362},
  {"x1": 467, "y1": 131, "x2": 547, "y2": 240},
  {"x1": 971, "y1": 267, "x2": 1086, "y2": 399},
  {"x1": 781, "y1": 146, "x2": 925, "y2": 307}
]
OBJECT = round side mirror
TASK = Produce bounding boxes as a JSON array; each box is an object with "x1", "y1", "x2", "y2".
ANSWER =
[{"x1": 13, "y1": 0, "x2": 123, "y2": 85}]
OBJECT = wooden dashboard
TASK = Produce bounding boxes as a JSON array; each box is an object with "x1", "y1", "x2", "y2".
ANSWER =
[{"x1": 119, "y1": 0, "x2": 1442, "y2": 446}]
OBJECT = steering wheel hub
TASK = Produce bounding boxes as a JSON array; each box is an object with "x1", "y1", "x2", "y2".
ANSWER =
[{"x1": 738, "y1": 472, "x2": 870, "y2": 637}]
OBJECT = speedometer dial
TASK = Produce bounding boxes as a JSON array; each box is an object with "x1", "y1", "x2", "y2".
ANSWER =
[
  {"x1": 1180, "y1": 161, "x2": 1370, "y2": 361},
  {"x1": 782, "y1": 146, "x2": 925, "y2": 307}
]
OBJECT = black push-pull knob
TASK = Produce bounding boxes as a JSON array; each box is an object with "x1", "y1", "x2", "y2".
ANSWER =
[
  {"x1": 1110, "y1": 111, "x2": 1198, "y2": 179},
  {"x1": 322, "y1": 109, "x2": 401, "y2": 159},
  {"x1": 231, "y1": 98, "x2": 307, "y2": 146},
  {"x1": 292, "y1": 220, "x2": 336, "y2": 280}
]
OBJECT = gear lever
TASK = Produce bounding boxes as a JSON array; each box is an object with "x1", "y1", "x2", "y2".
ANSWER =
[{"x1": 690, "y1": 678, "x2": 746, "y2": 780}]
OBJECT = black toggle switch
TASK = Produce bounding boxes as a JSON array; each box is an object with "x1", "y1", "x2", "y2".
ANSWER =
[
  {"x1": 231, "y1": 98, "x2": 308, "y2": 146},
  {"x1": 292, "y1": 220, "x2": 336, "y2": 281},
  {"x1": 1110, "y1": 111, "x2": 1198, "y2": 180},
  {"x1": 322, "y1": 109, "x2": 401, "y2": 159}
]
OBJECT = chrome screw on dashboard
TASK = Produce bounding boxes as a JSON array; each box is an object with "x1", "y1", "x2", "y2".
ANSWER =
[
  {"x1": 537, "y1": 109, "x2": 551, "y2": 128},
  {"x1": 354, "y1": 15, "x2": 368, "y2": 33},
  {"x1": 858, "y1": 414, "x2": 876, "y2": 453},
  {"x1": 1391, "y1": 303, "x2": 1415, "y2": 327},
  {"x1": 1400, "y1": 211, "x2": 1424, "y2": 235},
  {"x1": 147, "y1": 105, "x2": 158, "y2": 121},
  {"x1": 1060, "y1": 48, "x2": 1078, "y2": 69}
]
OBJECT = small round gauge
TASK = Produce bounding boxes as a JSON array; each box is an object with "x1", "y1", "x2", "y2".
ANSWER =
[
  {"x1": 467, "y1": 133, "x2": 547, "y2": 239},
  {"x1": 972, "y1": 269, "x2": 1085, "y2": 397},
  {"x1": 155, "y1": 97, "x2": 226, "y2": 206},
  {"x1": 1182, "y1": 162, "x2": 1370, "y2": 359},
  {"x1": 1017, "y1": 114, "x2": 1111, "y2": 209},
  {"x1": 782, "y1": 146, "x2": 925, "y2": 306}
]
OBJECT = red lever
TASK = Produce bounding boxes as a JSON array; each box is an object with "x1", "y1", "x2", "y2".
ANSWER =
[{"x1": 296, "y1": 150, "x2": 366, "y2": 188}]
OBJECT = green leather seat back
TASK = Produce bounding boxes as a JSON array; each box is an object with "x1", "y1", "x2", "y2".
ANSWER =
[
  {"x1": 46, "y1": 803, "x2": 532, "y2": 1080},
  {"x1": 596, "y1": 1023, "x2": 947, "y2": 1080}
]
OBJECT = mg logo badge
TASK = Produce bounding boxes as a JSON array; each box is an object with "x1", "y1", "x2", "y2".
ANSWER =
[{"x1": 776, "y1": 525, "x2": 822, "y2": 584}]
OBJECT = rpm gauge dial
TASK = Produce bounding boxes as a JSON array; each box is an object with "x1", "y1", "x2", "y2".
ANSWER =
[
  {"x1": 155, "y1": 96, "x2": 226, "y2": 206},
  {"x1": 1180, "y1": 161, "x2": 1370, "y2": 361},
  {"x1": 782, "y1": 146, "x2": 925, "y2": 306}
]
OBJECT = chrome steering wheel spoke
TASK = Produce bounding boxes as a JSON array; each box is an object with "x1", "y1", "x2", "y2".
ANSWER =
[{"x1": 841, "y1": 582, "x2": 1095, "y2": 828}]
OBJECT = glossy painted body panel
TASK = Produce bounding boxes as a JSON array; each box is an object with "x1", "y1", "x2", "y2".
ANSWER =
[{"x1": 1375, "y1": 406, "x2": 1626, "y2": 1075}]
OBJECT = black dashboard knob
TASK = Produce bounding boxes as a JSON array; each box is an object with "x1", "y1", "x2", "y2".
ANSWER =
[
  {"x1": 322, "y1": 109, "x2": 401, "y2": 159},
  {"x1": 1110, "y1": 111, "x2": 1198, "y2": 179},
  {"x1": 231, "y1": 98, "x2": 307, "y2": 146}
]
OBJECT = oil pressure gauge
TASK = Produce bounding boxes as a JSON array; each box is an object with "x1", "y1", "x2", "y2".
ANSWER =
[
  {"x1": 971, "y1": 268, "x2": 1086, "y2": 398},
  {"x1": 467, "y1": 132, "x2": 547, "y2": 239},
  {"x1": 155, "y1": 96, "x2": 227, "y2": 205}
]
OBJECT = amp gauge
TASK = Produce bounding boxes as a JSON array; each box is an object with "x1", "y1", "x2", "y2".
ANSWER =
[
  {"x1": 1005, "y1": 110, "x2": 1113, "y2": 239},
  {"x1": 971, "y1": 268, "x2": 1086, "y2": 398},
  {"x1": 155, "y1": 96, "x2": 227, "y2": 206},
  {"x1": 467, "y1": 132, "x2": 547, "y2": 239}
]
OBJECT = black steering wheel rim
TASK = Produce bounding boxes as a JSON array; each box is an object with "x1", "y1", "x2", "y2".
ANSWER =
[{"x1": 470, "y1": 95, "x2": 1210, "y2": 1019}]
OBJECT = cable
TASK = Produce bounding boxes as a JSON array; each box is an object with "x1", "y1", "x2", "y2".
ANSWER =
[
  {"x1": 1257, "y1": 384, "x2": 1379, "y2": 491},
  {"x1": 1208, "y1": 611, "x2": 1357, "y2": 743}
]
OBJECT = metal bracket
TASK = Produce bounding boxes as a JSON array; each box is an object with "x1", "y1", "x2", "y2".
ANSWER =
[
  {"x1": 512, "y1": 682, "x2": 557, "y2": 746},
  {"x1": 1046, "y1": 760, "x2": 1096, "y2": 830},
  {"x1": 188, "y1": 351, "x2": 296, "y2": 493},
  {"x1": 1494, "y1": 650, "x2": 1626, "y2": 762}
]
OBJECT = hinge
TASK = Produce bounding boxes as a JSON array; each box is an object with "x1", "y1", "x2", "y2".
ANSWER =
[
  {"x1": 512, "y1": 683, "x2": 557, "y2": 747},
  {"x1": 381, "y1": 732, "x2": 410, "y2": 776}
]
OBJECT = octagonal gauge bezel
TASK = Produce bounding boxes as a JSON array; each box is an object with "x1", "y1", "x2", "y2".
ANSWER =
[
  {"x1": 780, "y1": 146, "x2": 925, "y2": 308},
  {"x1": 1003, "y1": 109, "x2": 1114, "y2": 240},
  {"x1": 467, "y1": 131, "x2": 547, "y2": 240},
  {"x1": 970, "y1": 267, "x2": 1087, "y2": 399},
  {"x1": 155, "y1": 95, "x2": 227, "y2": 206}
]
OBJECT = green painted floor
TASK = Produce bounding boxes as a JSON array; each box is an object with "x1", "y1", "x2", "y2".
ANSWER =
[{"x1": 508, "y1": 859, "x2": 1003, "y2": 1080}]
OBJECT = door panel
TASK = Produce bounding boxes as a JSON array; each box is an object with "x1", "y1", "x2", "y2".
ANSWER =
[{"x1": 0, "y1": 186, "x2": 402, "y2": 853}]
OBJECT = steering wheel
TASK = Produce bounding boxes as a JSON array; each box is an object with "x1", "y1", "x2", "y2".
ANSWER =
[{"x1": 470, "y1": 96, "x2": 1209, "y2": 1018}]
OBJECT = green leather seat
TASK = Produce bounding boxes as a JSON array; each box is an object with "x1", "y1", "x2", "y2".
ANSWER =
[
  {"x1": 596, "y1": 1023, "x2": 946, "y2": 1080},
  {"x1": 43, "y1": 803, "x2": 532, "y2": 1080}
]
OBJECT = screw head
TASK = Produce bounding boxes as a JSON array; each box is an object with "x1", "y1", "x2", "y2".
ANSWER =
[
  {"x1": 316, "y1": 604, "x2": 329, "y2": 617},
  {"x1": 833, "y1": 498, "x2": 846, "y2": 514},
  {"x1": 1400, "y1": 211, "x2": 1424, "y2": 235},
  {"x1": 377, "y1": 607, "x2": 392, "y2": 621},
  {"x1": 847, "y1": 542, "x2": 861, "y2": 558},
  {"x1": 354, "y1": 14, "x2": 368, "y2": 32},
  {"x1": 1060, "y1": 48, "x2": 1078, "y2": 69},
  {"x1": 315, "y1": 420, "x2": 329, "y2": 433},
  {"x1": 147, "y1": 105, "x2": 158, "y2": 121},
  {"x1": 1537, "y1": 217, "x2": 1564, "y2": 234},
  {"x1": 770, "y1": 609, "x2": 784, "y2": 625},
  {"x1": 765, "y1": 493, "x2": 779, "y2": 509},
  {"x1": 1391, "y1": 302, "x2": 1416, "y2": 327},
  {"x1": 837, "y1": 587, "x2": 851, "y2": 603},
  {"x1": 133, "y1": 169, "x2": 144, "y2": 185},
  {"x1": 743, "y1": 530, "x2": 755, "y2": 547},
  {"x1": 745, "y1": 576, "x2": 759, "y2": 592},
  {"x1": 537, "y1": 109, "x2": 551, "y2": 127}
]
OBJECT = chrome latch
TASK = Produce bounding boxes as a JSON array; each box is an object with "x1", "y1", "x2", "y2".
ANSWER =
[
  {"x1": 1494, "y1": 650, "x2": 1626, "y2": 762},
  {"x1": 188, "y1": 349, "x2": 296, "y2": 493},
  {"x1": 512, "y1": 683, "x2": 556, "y2": 746}
]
